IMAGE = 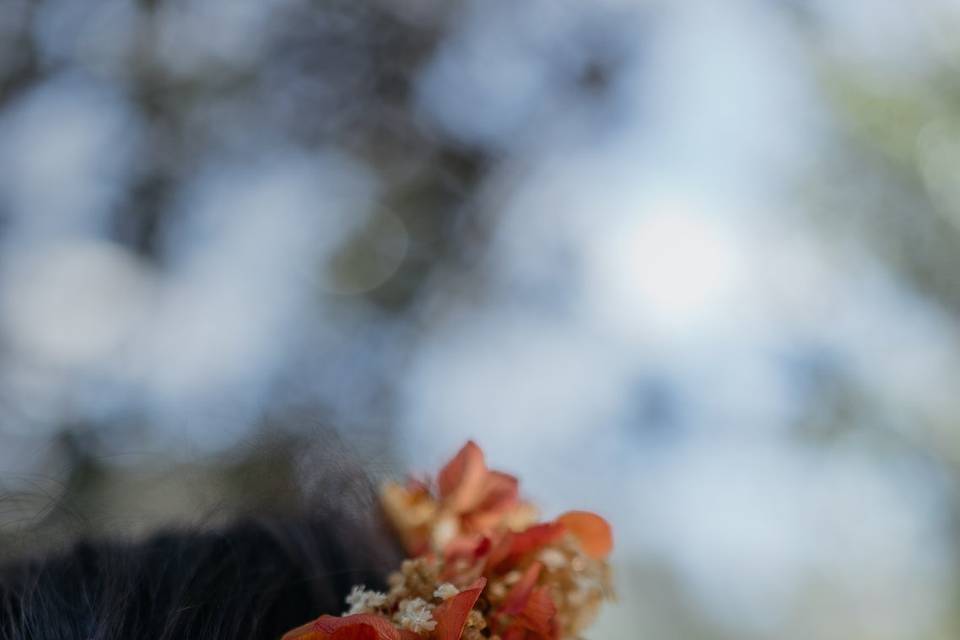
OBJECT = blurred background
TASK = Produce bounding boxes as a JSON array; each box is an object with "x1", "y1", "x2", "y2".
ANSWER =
[{"x1": 0, "y1": 0, "x2": 958, "y2": 638}]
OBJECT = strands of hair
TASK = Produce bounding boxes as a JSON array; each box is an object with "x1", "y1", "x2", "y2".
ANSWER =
[{"x1": 0, "y1": 513, "x2": 402, "y2": 640}]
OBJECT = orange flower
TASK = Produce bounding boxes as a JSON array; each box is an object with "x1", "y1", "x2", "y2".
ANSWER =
[
  {"x1": 382, "y1": 441, "x2": 536, "y2": 556},
  {"x1": 436, "y1": 441, "x2": 521, "y2": 532},
  {"x1": 287, "y1": 442, "x2": 615, "y2": 640}
]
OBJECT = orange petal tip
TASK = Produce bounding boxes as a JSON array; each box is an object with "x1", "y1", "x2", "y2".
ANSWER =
[{"x1": 557, "y1": 511, "x2": 613, "y2": 559}]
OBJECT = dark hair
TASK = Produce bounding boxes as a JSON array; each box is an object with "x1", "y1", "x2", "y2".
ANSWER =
[{"x1": 0, "y1": 513, "x2": 402, "y2": 640}]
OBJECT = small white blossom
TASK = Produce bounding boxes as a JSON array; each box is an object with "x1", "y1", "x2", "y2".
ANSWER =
[
  {"x1": 433, "y1": 583, "x2": 460, "y2": 600},
  {"x1": 394, "y1": 597, "x2": 437, "y2": 632},
  {"x1": 345, "y1": 585, "x2": 387, "y2": 614}
]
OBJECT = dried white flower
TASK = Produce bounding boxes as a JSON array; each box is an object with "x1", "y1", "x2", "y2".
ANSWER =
[
  {"x1": 394, "y1": 597, "x2": 437, "y2": 632},
  {"x1": 538, "y1": 548, "x2": 568, "y2": 570},
  {"x1": 433, "y1": 583, "x2": 460, "y2": 600},
  {"x1": 345, "y1": 585, "x2": 387, "y2": 614}
]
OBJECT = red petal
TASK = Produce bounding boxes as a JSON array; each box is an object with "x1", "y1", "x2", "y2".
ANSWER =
[
  {"x1": 461, "y1": 471, "x2": 521, "y2": 533},
  {"x1": 515, "y1": 587, "x2": 557, "y2": 638},
  {"x1": 314, "y1": 615, "x2": 401, "y2": 640},
  {"x1": 443, "y1": 534, "x2": 490, "y2": 563},
  {"x1": 330, "y1": 626, "x2": 381, "y2": 640},
  {"x1": 509, "y1": 523, "x2": 565, "y2": 558},
  {"x1": 501, "y1": 562, "x2": 542, "y2": 615},
  {"x1": 486, "y1": 531, "x2": 514, "y2": 570},
  {"x1": 488, "y1": 523, "x2": 564, "y2": 572},
  {"x1": 282, "y1": 620, "x2": 327, "y2": 640},
  {"x1": 556, "y1": 511, "x2": 613, "y2": 559},
  {"x1": 473, "y1": 536, "x2": 493, "y2": 558},
  {"x1": 477, "y1": 471, "x2": 519, "y2": 512},
  {"x1": 437, "y1": 441, "x2": 488, "y2": 513},
  {"x1": 434, "y1": 577, "x2": 487, "y2": 640}
]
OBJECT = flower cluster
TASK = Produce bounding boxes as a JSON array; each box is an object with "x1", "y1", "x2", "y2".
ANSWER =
[{"x1": 282, "y1": 441, "x2": 614, "y2": 640}]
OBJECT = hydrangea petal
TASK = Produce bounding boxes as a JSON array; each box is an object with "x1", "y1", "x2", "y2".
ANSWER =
[
  {"x1": 488, "y1": 523, "x2": 564, "y2": 572},
  {"x1": 515, "y1": 587, "x2": 558, "y2": 638},
  {"x1": 501, "y1": 562, "x2": 543, "y2": 615},
  {"x1": 556, "y1": 511, "x2": 613, "y2": 559},
  {"x1": 434, "y1": 576, "x2": 487, "y2": 640},
  {"x1": 508, "y1": 523, "x2": 565, "y2": 558},
  {"x1": 477, "y1": 471, "x2": 519, "y2": 511},
  {"x1": 303, "y1": 614, "x2": 401, "y2": 640},
  {"x1": 437, "y1": 441, "x2": 488, "y2": 513},
  {"x1": 282, "y1": 620, "x2": 327, "y2": 640},
  {"x1": 329, "y1": 625, "x2": 381, "y2": 640}
]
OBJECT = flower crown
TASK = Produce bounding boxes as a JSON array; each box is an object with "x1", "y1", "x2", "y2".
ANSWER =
[{"x1": 283, "y1": 441, "x2": 614, "y2": 640}]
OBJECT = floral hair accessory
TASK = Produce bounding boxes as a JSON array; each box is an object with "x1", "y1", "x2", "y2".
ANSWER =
[{"x1": 283, "y1": 441, "x2": 614, "y2": 640}]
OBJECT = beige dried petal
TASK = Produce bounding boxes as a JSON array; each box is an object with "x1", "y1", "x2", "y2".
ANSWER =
[{"x1": 434, "y1": 583, "x2": 460, "y2": 600}]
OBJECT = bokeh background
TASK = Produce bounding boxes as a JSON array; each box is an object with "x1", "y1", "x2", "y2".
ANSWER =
[{"x1": 1, "y1": 1, "x2": 958, "y2": 638}]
